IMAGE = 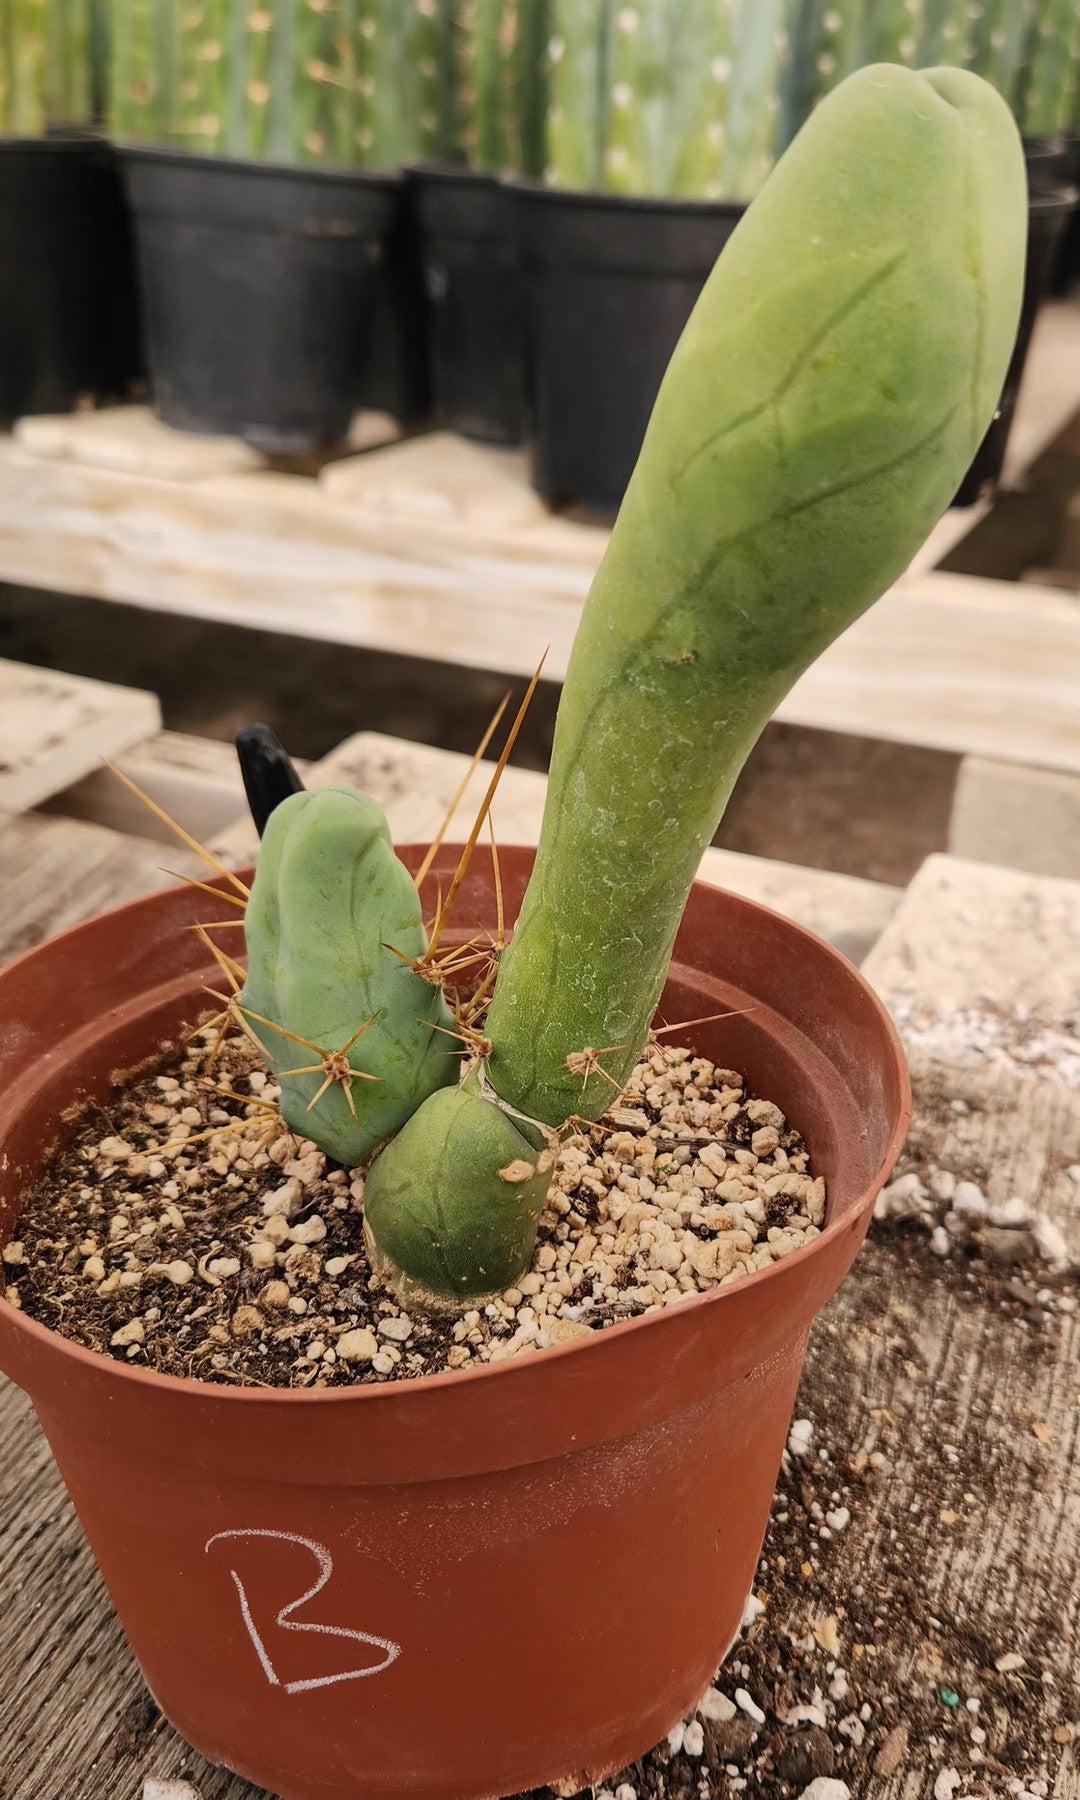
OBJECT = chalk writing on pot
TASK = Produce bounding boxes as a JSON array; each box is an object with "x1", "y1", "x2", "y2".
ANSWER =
[{"x1": 204, "y1": 1528, "x2": 401, "y2": 1694}]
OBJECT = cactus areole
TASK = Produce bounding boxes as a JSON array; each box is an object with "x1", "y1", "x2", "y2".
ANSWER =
[{"x1": 244, "y1": 65, "x2": 1026, "y2": 1305}]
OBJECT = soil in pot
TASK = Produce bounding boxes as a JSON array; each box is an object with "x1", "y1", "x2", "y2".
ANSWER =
[
  {"x1": 954, "y1": 176, "x2": 1078, "y2": 505},
  {"x1": 413, "y1": 164, "x2": 526, "y2": 446},
  {"x1": 0, "y1": 134, "x2": 141, "y2": 424},
  {"x1": 6, "y1": 1020, "x2": 825, "y2": 1387},
  {"x1": 516, "y1": 185, "x2": 744, "y2": 514},
  {"x1": 120, "y1": 146, "x2": 398, "y2": 453}
]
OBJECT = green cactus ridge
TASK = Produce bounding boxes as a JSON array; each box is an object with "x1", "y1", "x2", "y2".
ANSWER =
[
  {"x1": 1, "y1": 0, "x2": 92, "y2": 134},
  {"x1": 363, "y1": 63, "x2": 1027, "y2": 1302},
  {"x1": 240, "y1": 788, "x2": 458, "y2": 1166}
]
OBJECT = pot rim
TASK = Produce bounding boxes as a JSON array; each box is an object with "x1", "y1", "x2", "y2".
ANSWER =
[
  {"x1": 114, "y1": 138, "x2": 403, "y2": 190},
  {"x1": 507, "y1": 174, "x2": 746, "y2": 220},
  {"x1": 0, "y1": 860, "x2": 910, "y2": 1409}
]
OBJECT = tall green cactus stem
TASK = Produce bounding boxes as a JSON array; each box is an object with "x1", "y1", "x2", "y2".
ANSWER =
[
  {"x1": 355, "y1": 0, "x2": 453, "y2": 168},
  {"x1": 107, "y1": 0, "x2": 173, "y2": 143},
  {"x1": 967, "y1": 0, "x2": 1034, "y2": 107},
  {"x1": 364, "y1": 63, "x2": 1026, "y2": 1303},
  {"x1": 515, "y1": 0, "x2": 550, "y2": 176},
  {"x1": 545, "y1": 0, "x2": 608, "y2": 188},
  {"x1": 241, "y1": 789, "x2": 458, "y2": 1166},
  {"x1": 1, "y1": 0, "x2": 92, "y2": 133},
  {"x1": 667, "y1": 0, "x2": 735, "y2": 198},
  {"x1": 862, "y1": 0, "x2": 923, "y2": 64},
  {"x1": 720, "y1": 0, "x2": 790, "y2": 201},
  {"x1": 1016, "y1": 0, "x2": 1080, "y2": 136},
  {"x1": 916, "y1": 0, "x2": 976, "y2": 66}
]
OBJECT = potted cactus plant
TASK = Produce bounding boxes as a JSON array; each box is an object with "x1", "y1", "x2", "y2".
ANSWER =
[
  {"x1": 412, "y1": 0, "x2": 550, "y2": 446},
  {"x1": 0, "y1": 64, "x2": 1024, "y2": 1800},
  {"x1": 109, "y1": 0, "x2": 457, "y2": 450},
  {"x1": 0, "y1": 0, "x2": 139, "y2": 424},
  {"x1": 519, "y1": 0, "x2": 791, "y2": 511}
]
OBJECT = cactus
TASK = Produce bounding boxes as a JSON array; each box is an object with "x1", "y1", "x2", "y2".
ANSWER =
[
  {"x1": 545, "y1": 0, "x2": 609, "y2": 189},
  {"x1": 545, "y1": 0, "x2": 790, "y2": 201},
  {"x1": 240, "y1": 788, "x2": 458, "y2": 1166},
  {"x1": 917, "y1": 0, "x2": 980, "y2": 66},
  {"x1": 355, "y1": 0, "x2": 455, "y2": 168},
  {"x1": 453, "y1": 0, "x2": 526, "y2": 174},
  {"x1": 967, "y1": 0, "x2": 1035, "y2": 107},
  {"x1": 861, "y1": 0, "x2": 923, "y2": 64},
  {"x1": 362, "y1": 63, "x2": 1026, "y2": 1302},
  {"x1": 0, "y1": 0, "x2": 93, "y2": 133},
  {"x1": 1015, "y1": 0, "x2": 1080, "y2": 136}
]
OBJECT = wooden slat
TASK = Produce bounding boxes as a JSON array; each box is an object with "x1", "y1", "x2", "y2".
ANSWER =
[
  {"x1": 1, "y1": 456, "x2": 1077, "y2": 776},
  {"x1": 0, "y1": 659, "x2": 161, "y2": 814}
]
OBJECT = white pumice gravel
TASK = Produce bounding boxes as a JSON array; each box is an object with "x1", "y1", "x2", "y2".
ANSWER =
[
  {"x1": 875, "y1": 1166, "x2": 1076, "y2": 1282},
  {"x1": 9, "y1": 1032, "x2": 824, "y2": 1388}
]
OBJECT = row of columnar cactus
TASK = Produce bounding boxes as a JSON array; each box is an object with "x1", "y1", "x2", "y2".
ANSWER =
[
  {"x1": 105, "y1": 0, "x2": 554, "y2": 171},
  {"x1": 545, "y1": 0, "x2": 794, "y2": 201},
  {"x1": 792, "y1": 0, "x2": 1080, "y2": 137},
  {"x1": 0, "y1": 0, "x2": 92, "y2": 133},
  {"x1": 107, "y1": 0, "x2": 468, "y2": 166},
  {"x1": 242, "y1": 63, "x2": 1027, "y2": 1303}
]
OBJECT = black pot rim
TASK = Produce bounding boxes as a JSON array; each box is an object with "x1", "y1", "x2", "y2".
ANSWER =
[
  {"x1": 1029, "y1": 181, "x2": 1080, "y2": 218},
  {"x1": 115, "y1": 138, "x2": 402, "y2": 191},
  {"x1": 0, "y1": 133, "x2": 101, "y2": 156},
  {"x1": 508, "y1": 175, "x2": 746, "y2": 221},
  {"x1": 407, "y1": 158, "x2": 494, "y2": 187}
]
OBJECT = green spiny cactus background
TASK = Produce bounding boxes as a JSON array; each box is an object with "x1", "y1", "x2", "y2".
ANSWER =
[
  {"x1": 0, "y1": 0, "x2": 93, "y2": 133},
  {"x1": 545, "y1": 0, "x2": 795, "y2": 201}
]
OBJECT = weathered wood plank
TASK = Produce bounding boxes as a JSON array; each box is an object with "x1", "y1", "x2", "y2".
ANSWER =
[
  {"x1": 949, "y1": 754, "x2": 1080, "y2": 881},
  {"x1": 0, "y1": 659, "x2": 161, "y2": 814}
]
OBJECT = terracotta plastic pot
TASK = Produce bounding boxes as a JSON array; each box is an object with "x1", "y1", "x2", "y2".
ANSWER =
[{"x1": 0, "y1": 848, "x2": 908, "y2": 1800}]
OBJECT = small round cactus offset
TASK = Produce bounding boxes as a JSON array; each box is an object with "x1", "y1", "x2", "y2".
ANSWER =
[{"x1": 361, "y1": 63, "x2": 1027, "y2": 1303}]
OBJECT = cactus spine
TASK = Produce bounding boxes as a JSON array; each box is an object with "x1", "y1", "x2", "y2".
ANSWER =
[{"x1": 363, "y1": 64, "x2": 1026, "y2": 1302}]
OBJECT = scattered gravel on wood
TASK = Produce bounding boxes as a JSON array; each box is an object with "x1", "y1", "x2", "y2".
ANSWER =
[{"x1": 7, "y1": 1027, "x2": 823, "y2": 1387}]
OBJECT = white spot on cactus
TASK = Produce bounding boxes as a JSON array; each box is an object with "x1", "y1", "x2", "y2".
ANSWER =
[
  {"x1": 774, "y1": 30, "x2": 788, "y2": 52},
  {"x1": 419, "y1": 56, "x2": 436, "y2": 78},
  {"x1": 817, "y1": 51, "x2": 837, "y2": 74},
  {"x1": 355, "y1": 128, "x2": 372, "y2": 149},
  {"x1": 611, "y1": 82, "x2": 632, "y2": 107},
  {"x1": 616, "y1": 8, "x2": 640, "y2": 34},
  {"x1": 606, "y1": 145, "x2": 629, "y2": 170},
  {"x1": 990, "y1": 28, "x2": 1005, "y2": 48},
  {"x1": 899, "y1": 33, "x2": 917, "y2": 59},
  {"x1": 706, "y1": 121, "x2": 725, "y2": 146},
  {"x1": 710, "y1": 56, "x2": 731, "y2": 81},
  {"x1": 548, "y1": 36, "x2": 565, "y2": 63},
  {"x1": 360, "y1": 16, "x2": 376, "y2": 37},
  {"x1": 822, "y1": 8, "x2": 842, "y2": 29},
  {"x1": 246, "y1": 78, "x2": 270, "y2": 104},
  {"x1": 246, "y1": 7, "x2": 272, "y2": 29},
  {"x1": 417, "y1": 0, "x2": 437, "y2": 14}
]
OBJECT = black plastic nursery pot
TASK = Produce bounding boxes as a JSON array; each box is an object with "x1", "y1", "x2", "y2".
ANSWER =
[
  {"x1": 0, "y1": 133, "x2": 141, "y2": 425},
  {"x1": 358, "y1": 177, "x2": 433, "y2": 427},
  {"x1": 954, "y1": 179, "x2": 1078, "y2": 506},
  {"x1": 412, "y1": 164, "x2": 526, "y2": 445},
  {"x1": 120, "y1": 146, "x2": 399, "y2": 454},
  {"x1": 517, "y1": 185, "x2": 744, "y2": 513}
]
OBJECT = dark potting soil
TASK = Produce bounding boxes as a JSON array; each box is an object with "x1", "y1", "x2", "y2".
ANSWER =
[{"x1": 4, "y1": 1023, "x2": 823, "y2": 1387}]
